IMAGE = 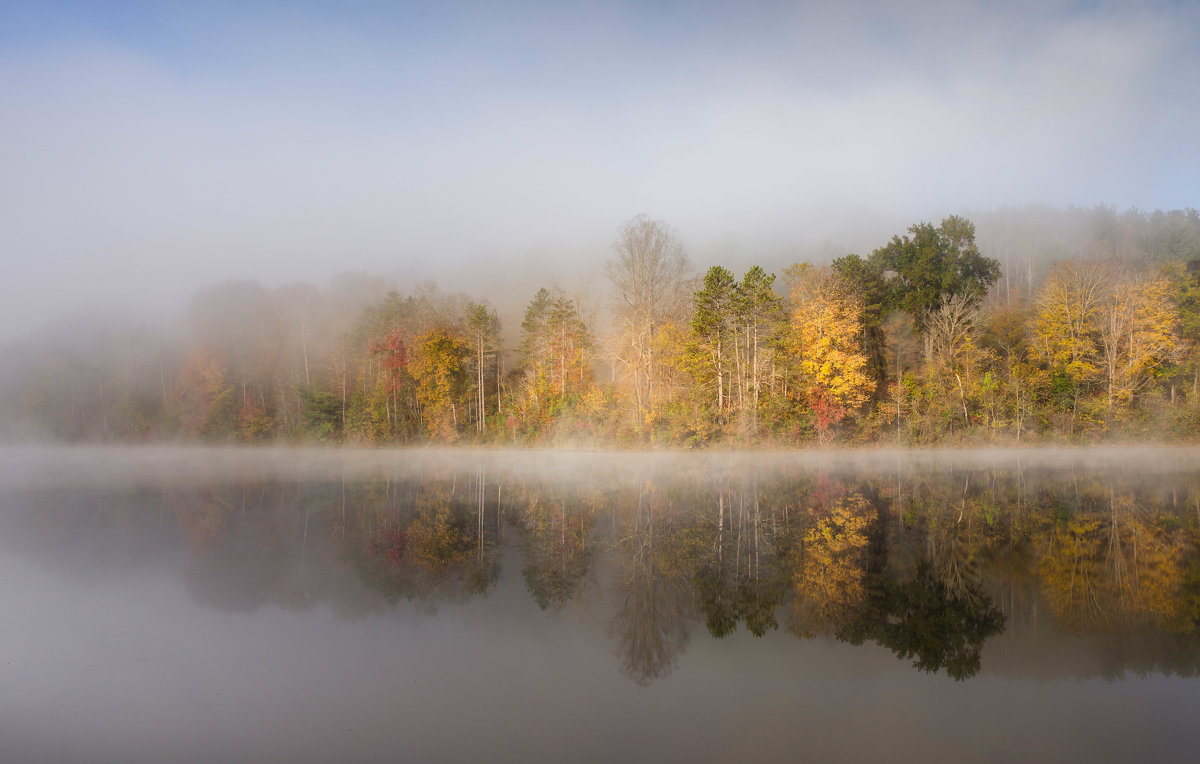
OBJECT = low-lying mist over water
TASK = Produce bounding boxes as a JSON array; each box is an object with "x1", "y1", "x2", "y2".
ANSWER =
[
  {"x1": 3, "y1": 446, "x2": 1200, "y2": 762},
  {"x1": 4, "y1": 443, "x2": 1197, "y2": 490}
]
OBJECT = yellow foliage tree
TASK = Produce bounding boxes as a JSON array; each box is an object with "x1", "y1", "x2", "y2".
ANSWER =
[
  {"x1": 1098, "y1": 275, "x2": 1182, "y2": 408},
  {"x1": 1031, "y1": 260, "x2": 1109, "y2": 385},
  {"x1": 409, "y1": 327, "x2": 469, "y2": 441},
  {"x1": 789, "y1": 274, "x2": 873, "y2": 439}
]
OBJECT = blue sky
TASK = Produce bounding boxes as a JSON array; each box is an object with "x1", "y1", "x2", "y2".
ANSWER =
[{"x1": 1, "y1": 1, "x2": 1198, "y2": 337}]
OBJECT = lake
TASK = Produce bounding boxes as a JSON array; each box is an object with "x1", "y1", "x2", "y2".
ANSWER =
[{"x1": 2, "y1": 446, "x2": 1199, "y2": 762}]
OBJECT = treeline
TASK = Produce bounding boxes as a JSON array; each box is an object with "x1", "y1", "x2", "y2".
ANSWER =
[{"x1": 9, "y1": 206, "x2": 1200, "y2": 445}]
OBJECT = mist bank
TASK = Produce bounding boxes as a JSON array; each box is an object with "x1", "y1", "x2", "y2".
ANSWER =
[
  {"x1": 3, "y1": 204, "x2": 1199, "y2": 448},
  {"x1": 5, "y1": 443, "x2": 1198, "y2": 491}
]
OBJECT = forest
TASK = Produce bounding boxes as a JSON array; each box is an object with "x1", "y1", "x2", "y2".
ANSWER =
[{"x1": 6, "y1": 203, "x2": 1200, "y2": 446}]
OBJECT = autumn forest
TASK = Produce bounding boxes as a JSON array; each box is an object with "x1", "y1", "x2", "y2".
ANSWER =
[{"x1": 9, "y1": 204, "x2": 1200, "y2": 446}]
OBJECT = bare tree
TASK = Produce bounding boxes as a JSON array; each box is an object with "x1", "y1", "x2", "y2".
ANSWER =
[
  {"x1": 924, "y1": 293, "x2": 981, "y2": 368},
  {"x1": 605, "y1": 215, "x2": 692, "y2": 420},
  {"x1": 924, "y1": 293, "x2": 983, "y2": 427}
]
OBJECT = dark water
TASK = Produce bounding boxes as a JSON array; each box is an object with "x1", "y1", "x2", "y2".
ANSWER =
[{"x1": 2, "y1": 446, "x2": 1199, "y2": 763}]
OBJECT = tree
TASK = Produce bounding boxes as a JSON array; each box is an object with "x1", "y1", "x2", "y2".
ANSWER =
[
  {"x1": 186, "y1": 281, "x2": 278, "y2": 433},
  {"x1": 831, "y1": 254, "x2": 890, "y2": 399},
  {"x1": 692, "y1": 266, "x2": 737, "y2": 413},
  {"x1": 1174, "y1": 259, "x2": 1200, "y2": 402},
  {"x1": 465, "y1": 303, "x2": 500, "y2": 435},
  {"x1": 516, "y1": 287, "x2": 592, "y2": 432},
  {"x1": 1097, "y1": 274, "x2": 1181, "y2": 409},
  {"x1": 922, "y1": 293, "x2": 985, "y2": 429},
  {"x1": 175, "y1": 343, "x2": 236, "y2": 439},
  {"x1": 1031, "y1": 260, "x2": 1111, "y2": 432},
  {"x1": 869, "y1": 216, "x2": 1001, "y2": 332},
  {"x1": 409, "y1": 327, "x2": 469, "y2": 441},
  {"x1": 606, "y1": 215, "x2": 692, "y2": 424},
  {"x1": 788, "y1": 269, "x2": 873, "y2": 442},
  {"x1": 367, "y1": 327, "x2": 409, "y2": 437},
  {"x1": 734, "y1": 266, "x2": 784, "y2": 426},
  {"x1": 297, "y1": 385, "x2": 342, "y2": 441}
]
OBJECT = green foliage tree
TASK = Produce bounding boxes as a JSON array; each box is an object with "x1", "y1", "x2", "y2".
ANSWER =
[
  {"x1": 692, "y1": 266, "x2": 737, "y2": 414},
  {"x1": 831, "y1": 253, "x2": 891, "y2": 397},
  {"x1": 297, "y1": 386, "x2": 342, "y2": 441},
  {"x1": 869, "y1": 216, "x2": 1002, "y2": 332},
  {"x1": 734, "y1": 266, "x2": 784, "y2": 426}
]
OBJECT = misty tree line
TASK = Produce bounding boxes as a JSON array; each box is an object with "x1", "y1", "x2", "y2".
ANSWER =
[{"x1": 8, "y1": 205, "x2": 1200, "y2": 445}]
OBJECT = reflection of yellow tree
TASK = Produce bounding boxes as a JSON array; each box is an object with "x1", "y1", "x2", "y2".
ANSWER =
[
  {"x1": 790, "y1": 494, "x2": 872, "y2": 636},
  {"x1": 403, "y1": 483, "x2": 471, "y2": 571},
  {"x1": 1038, "y1": 516, "x2": 1107, "y2": 628},
  {"x1": 349, "y1": 477, "x2": 483, "y2": 608},
  {"x1": 1038, "y1": 493, "x2": 1187, "y2": 631},
  {"x1": 408, "y1": 505, "x2": 471, "y2": 570},
  {"x1": 1108, "y1": 513, "x2": 1184, "y2": 626}
]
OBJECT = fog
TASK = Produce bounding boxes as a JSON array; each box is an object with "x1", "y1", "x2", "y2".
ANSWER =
[
  {"x1": 3, "y1": 443, "x2": 1197, "y2": 491},
  {"x1": 2, "y1": 0, "x2": 1198, "y2": 340}
]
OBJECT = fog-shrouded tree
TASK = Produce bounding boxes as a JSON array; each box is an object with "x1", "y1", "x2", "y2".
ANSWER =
[
  {"x1": 516, "y1": 287, "x2": 592, "y2": 432},
  {"x1": 606, "y1": 215, "x2": 693, "y2": 425},
  {"x1": 465, "y1": 302, "x2": 501, "y2": 435},
  {"x1": 409, "y1": 327, "x2": 469, "y2": 441}
]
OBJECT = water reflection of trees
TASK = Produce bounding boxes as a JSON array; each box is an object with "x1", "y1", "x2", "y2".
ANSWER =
[
  {"x1": 344, "y1": 467, "x2": 500, "y2": 609},
  {"x1": 516, "y1": 485, "x2": 594, "y2": 611},
  {"x1": 6, "y1": 457, "x2": 1200, "y2": 684},
  {"x1": 788, "y1": 492, "x2": 873, "y2": 637},
  {"x1": 609, "y1": 482, "x2": 695, "y2": 685},
  {"x1": 693, "y1": 480, "x2": 785, "y2": 639}
]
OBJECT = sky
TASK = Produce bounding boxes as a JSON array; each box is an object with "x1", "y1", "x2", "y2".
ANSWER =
[{"x1": 1, "y1": 0, "x2": 1198, "y2": 340}]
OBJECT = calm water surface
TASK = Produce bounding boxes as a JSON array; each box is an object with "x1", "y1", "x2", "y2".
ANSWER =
[{"x1": 2, "y1": 446, "x2": 1199, "y2": 763}]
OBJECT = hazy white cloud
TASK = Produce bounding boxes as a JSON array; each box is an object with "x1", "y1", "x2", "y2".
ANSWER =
[{"x1": 1, "y1": 0, "x2": 1197, "y2": 339}]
